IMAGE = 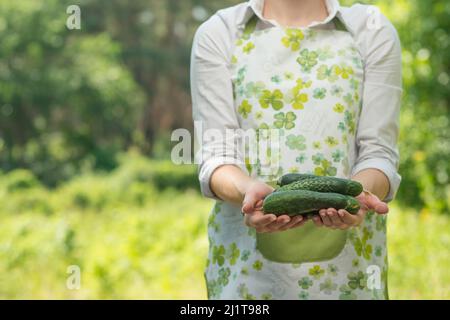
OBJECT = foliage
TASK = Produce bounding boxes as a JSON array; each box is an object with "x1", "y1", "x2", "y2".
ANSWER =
[
  {"x1": 393, "y1": 0, "x2": 450, "y2": 214},
  {"x1": 0, "y1": 0, "x2": 145, "y2": 185},
  {"x1": 388, "y1": 205, "x2": 450, "y2": 299},
  {"x1": 0, "y1": 153, "x2": 203, "y2": 298},
  {"x1": 342, "y1": 0, "x2": 450, "y2": 213},
  {"x1": 0, "y1": 152, "x2": 198, "y2": 215}
]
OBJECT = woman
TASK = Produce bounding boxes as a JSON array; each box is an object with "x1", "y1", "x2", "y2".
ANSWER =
[{"x1": 191, "y1": 0, "x2": 401, "y2": 300}]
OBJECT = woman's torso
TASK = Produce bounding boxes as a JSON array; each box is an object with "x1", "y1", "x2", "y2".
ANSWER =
[{"x1": 204, "y1": 12, "x2": 388, "y2": 301}]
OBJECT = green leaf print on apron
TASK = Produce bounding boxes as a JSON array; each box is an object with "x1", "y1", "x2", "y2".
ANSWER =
[{"x1": 231, "y1": 14, "x2": 364, "y2": 264}]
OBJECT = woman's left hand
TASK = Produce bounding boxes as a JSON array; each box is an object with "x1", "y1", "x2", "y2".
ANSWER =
[{"x1": 311, "y1": 190, "x2": 389, "y2": 230}]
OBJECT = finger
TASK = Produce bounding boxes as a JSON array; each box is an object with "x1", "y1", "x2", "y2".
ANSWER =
[
  {"x1": 290, "y1": 216, "x2": 309, "y2": 229},
  {"x1": 374, "y1": 201, "x2": 389, "y2": 214},
  {"x1": 339, "y1": 209, "x2": 360, "y2": 226},
  {"x1": 242, "y1": 200, "x2": 256, "y2": 215},
  {"x1": 279, "y1": 215, "x2": 304, "y2": 231},
  {"x1": 244, "y1": 211, "x2": 260, "y2": 227},
  {"x1": 266, "y1": 214, "x2": 291, "y2": 231},
  {"x1": 327, "y1": 208, "x2": 345, "y2": 228},
  {"x1": 319, "y1": 209, "x2": 333, "y2": 227},
  {"x1": 363, "y1": 193, "x2": 389, "y2": 214},
  {"x1": 312, "y1": 215, "x2": 323, "y2": 227},
  {"x1": 242, "y1": 192, "x2": 259, "y2": 214},
  {"x1": 248, "y1": 213, "x2": 277, "y2": 228}
]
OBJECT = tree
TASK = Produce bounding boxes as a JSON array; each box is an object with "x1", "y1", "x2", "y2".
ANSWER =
[{"x1": 0, "y1": 0, "x2": 145, "y2": 184}]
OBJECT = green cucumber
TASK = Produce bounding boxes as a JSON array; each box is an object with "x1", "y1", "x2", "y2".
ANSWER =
[
  {"x1": 263, "y1": 189, "x2": 360, "y2": 216},
  {"x1": 277, "y1": 173, "x2": 317, "y2": 186},
  {"x1": 276, "y1": 177, "x2": 363, "y2": 197}
]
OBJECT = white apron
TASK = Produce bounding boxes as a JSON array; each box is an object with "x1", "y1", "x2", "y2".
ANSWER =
[{"x1": 204, "y1": 14, "x2": 389, "y2": 300}]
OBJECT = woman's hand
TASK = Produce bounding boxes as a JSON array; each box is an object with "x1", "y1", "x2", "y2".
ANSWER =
[
  {"x1": 242, "y1": 180, "x2": 308, "y2": 233},
  {"x1": 311, "y1": 190, "x2": 389, "y2": 230}
]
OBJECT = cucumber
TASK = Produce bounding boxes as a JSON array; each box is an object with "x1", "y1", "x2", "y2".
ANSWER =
[
  {"x1": 277, "y1": 173, "x2": 316, "y2": 186},
  {"x1": 276, "y1": 177, "x2": 363, "y2": 197},
  {"x1": 263, "y1": 189, "x2": 360, "y2": 216}
]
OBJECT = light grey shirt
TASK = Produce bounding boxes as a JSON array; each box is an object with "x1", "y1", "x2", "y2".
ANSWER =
[{"x1": 190, "y1": 0, "x2": 402, "y2": 201}]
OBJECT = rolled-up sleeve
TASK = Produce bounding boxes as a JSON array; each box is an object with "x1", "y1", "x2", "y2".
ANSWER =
[
  {"x1": 351, "y1": 13, "x2": 402, "y2": 202},
  {"x1": 190, "y1": 15, "x2": 246, "y2": 199}
]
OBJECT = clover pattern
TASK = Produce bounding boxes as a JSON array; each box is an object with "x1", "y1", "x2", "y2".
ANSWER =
[
  {"x1": 347, "y1": 271, "x2": 367, "y2": 290},
  {"x1": 297, "y1": 48, "x2": 319, "y2": 72},
  {"x1": 252, "y1": 260, "x2": 263, "y2": 271},
  {"x1": 298, "y1": 291, "x2": 310, "y2": 300},
  {"x1": 327, "y1": 264, "x2": 339, "y2": 276},
  {"x1": 314, "y1": 158, "x2": 337, "y2": 177},
  {"x1": 317, "y1": 45, "x2": 335, "y2": 61},
  {"x1": 325, "y1": 136, "x2": 339, "y2": 147},
  {"x1": 298, "y1": 277, "x2": 313, "y2": 289},
  {"x1": 288, "y1": 166, "x2": 299, "y2": 173},
  {"x1": 376, "y1": 215, "x2": 387, "y2": 231},
  {"x1": 238, "y1": 100, "x2": 252, "y2": 119},
  {"x1": 273, "y1": 111, "x2": 296, "y2": 129},
  {"x1": 235, "y1": 66, "x2": 247, "y2": 87},
  {"x1": 295, "y1": 153, "x2": 307, "y2": 164},
  {"x1": 261, "y1": 293, "x2": 273, "y2": 300},
  {"x1": 207, "y1": 211, "x2": 220, "y2": 233},
  {"x1": 271, "y1": 75, "x2": 282, "y2": 84},
  {"x1": 339, "y1": 284, "x2": 357, "y2": 300},
  {"x1": 351, "y1": 227, "x2": 374, "y2": 260},
  {"x1": 238, "y1": 283, "x2": 256, "y2": 300},
  {"x1": 240, "y1": 250, "x2": 251, "y2": 262},
  {"x1": 281, "y1": 29, "x2": 305, "y2": 51},
  {"x1": 313, "y1": 87, "x2": 327, "y2": 99},
  {"x1": 286, "y1": 134, "x2": 307, "y2": 150},
  {"x1": 287, "y1": 79, "x2": 311, "y2": 109},
  {"x1": 331, "y1": 85, "x2": 344, "y2": 97},
  {"x1": 317, "y1": 64, "x2": 340, "y2": 82},
  {"x1": 244, "y1": 81, "x2": 265, "y2": 98},
  {"x1": 206, "y1": 278, "x2": 222, "y2": 298},
  {"x1": 332, "y1": 149, "x2": 345, "y2": 162},
  {"x1": 337, "y1": 110, "x2": 356, "y2": 135},
  {"x1": 218, "y1": 267, "x2": 231, "y2": 286},
  {"x1": 243, "y1": 42, "x2": 255, "y2": 54},
  {"x1": 212, "y1": 245, "x2": 226, "y2": 266},
  {"x1": 333, "y1": 103, "x2": 345, "y2": 113},
  {"x1": 319, "y1": 278, "x2": 338, "y2": 295},
  {"x1": 259, "y1": 89, "x2": 284, "y2": 110},
  {"x1": 227, "y1": 243, "x2": 241, "y2": 266},
  {"x1": 308, "y1": 265, "x2": 325, "y2": 279}
]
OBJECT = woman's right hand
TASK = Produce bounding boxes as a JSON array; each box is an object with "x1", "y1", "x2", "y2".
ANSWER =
[{"x1": 241, "y1": 180, "x2": 308, "y2": 233}]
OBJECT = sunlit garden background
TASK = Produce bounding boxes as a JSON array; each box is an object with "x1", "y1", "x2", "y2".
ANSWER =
[{"x1": 0, "y1": 0, "x2": 449, "y2": 299}]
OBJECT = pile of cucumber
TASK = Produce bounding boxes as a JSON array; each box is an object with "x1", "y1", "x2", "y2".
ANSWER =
[{"x1": 263, "y1": 173, "x2": 363, "y2": 217}]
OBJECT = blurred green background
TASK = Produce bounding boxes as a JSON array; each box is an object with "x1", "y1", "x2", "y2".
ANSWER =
[{"x1": 0, "y1": 0, "x2": 448, "y2": 299}]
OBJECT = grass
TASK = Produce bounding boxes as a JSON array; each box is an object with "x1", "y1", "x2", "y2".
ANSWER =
[
  {"x1": 388, "y1": 206, "x2": 450, "y2": 299},
  {"x1": 0, "y1": 189, "x2": 211, "y2": 299}
]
